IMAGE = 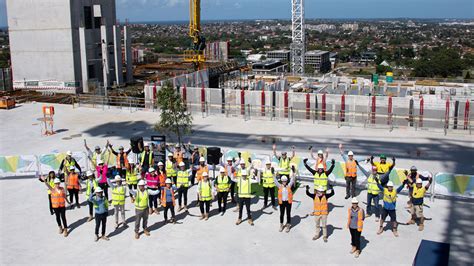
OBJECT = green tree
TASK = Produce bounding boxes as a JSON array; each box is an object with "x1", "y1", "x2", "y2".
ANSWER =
[{"x1": 154, "y1": 82, "x2": 193, "y2": 145}]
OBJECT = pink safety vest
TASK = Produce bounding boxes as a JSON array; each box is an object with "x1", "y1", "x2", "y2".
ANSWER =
[
  {"x1": 96, "y1": 164, "x2": 108, "y2": 184},
  {"x1": 146, "y1": 173, "x2": 159, "y2": 188}
]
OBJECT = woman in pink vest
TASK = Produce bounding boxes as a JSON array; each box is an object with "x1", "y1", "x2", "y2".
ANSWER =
[
  {"x1": 145, "y1": 167, "x2": 160, "y2": 215},
  {"x1": 96, "y1": 158, "x2": 109, "y2": 200}
]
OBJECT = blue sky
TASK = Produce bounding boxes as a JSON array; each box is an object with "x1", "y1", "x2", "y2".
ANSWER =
[{"x1": 1, "y1": 0, "x2": 473, "y2": 27}]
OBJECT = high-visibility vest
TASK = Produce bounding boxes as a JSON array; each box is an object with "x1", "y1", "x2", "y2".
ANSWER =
[
  {"x1": 314, "y1": 173, "x2": 328, "y2": 190},
  {"x1": 173, "y1": 151, "x2": 184, "y2": 164},
  {"x1": 92, "y1": 152, "x2": 102, "y2": 167},
  {"x1": 217, "y1": 175, "x2": 230, "y2": 192},
  {"x1": 67, "y1": 173, "x2": 80, "y2": 190},
  {"x1": 177, "y1": 171, "x2": 190, "y2": 188},
  {"x1": 140, "y1": 151, "x2": 153, "y2": 165},
  {"x1": 412, "y1": 186, "x2": 426, "y2": 199},
  {"x1": 93, "y1": 196, "x2": 109, "y2": 210},
  {"x1": 347, "y1": 208, "x2": 364, "y2": 232},
  {"x1": 161, "y1": 187, "x2": 175, "y2": 207},
  {"x1": 158, "y1": 173, "x2": 166, "y2": 187},
  {"x1": 86, "y1": 179, "x2": 98, "y2": 197},
  {"x1": 262, "y1": 169, "x2": 275, "y2": 188},
  {"x1": 146, "y1": 174, "x2": 159, "y2": 188},
  {"x1": 63, "y1": 159, "x2": 75, "y2": 172},
  {"x1": 112, "y1": 186, "x2": 126, "y2": 206},
  {"x1": 374, "y1": 162, "x2": 392, "y2": 173},
  {"x1": 199, "y1": 181, "x2": 212, "y2": 201},
  {"x1": 345, "y1": 160, "x2": 357, "y2": 178},
  {"x1": 46, "y1": 178, "x2": 55, "y2": 195},
  {"x1": 367, "y1": 175, "x2": 380, "y2": 195},
  {"x1": 196, "y1": 165, "x2": 208, "y2": 182},
  {"x1": 166, "y1": 160, "x2": 176, "y2": 176},
  {"x1": 317, "y1": 158, "x2": 327, "y2": 171},
  {"x1": 238, "y1": 178, "x2": 252, "y2": 198},
  {"x1": 279, "y1": 158, "x2": 290, "y2": 174},
  {"x1": 313, "y1": 195, "x2": 328, "y2": 216},
  {"x1": 51, "y1": 187, "x2": 66, "y2": 208},
  {"x1": 278, "y1": 186, "x2": 293, "y2": 204},
  {"x1": 135, "y1": 190, "x2": 149, "y2": 210},
  {"x1": 383, "y1": 188, "x2": 397, "y2": 203},
  {"x1": 126, "y1": 169, "x2": 139, "y2": 185},
  {"x1": 116, "y1": 153, "x2": 129, "y2": 169}
]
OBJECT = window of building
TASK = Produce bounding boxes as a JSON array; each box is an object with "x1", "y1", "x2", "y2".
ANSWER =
[
  {"x1": 84, "y1": 6, "x2": 92, "y2": 29},
  {"x1": 88, "y1": 64, "x2": 96, "y2": 79},
  {"x1": 94, "y1": 17, "x2": 101, "y2": 29}
]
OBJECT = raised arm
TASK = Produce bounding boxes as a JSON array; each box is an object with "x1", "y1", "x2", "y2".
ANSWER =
[
  {"x1": 325, "y1": 159, "x2": 336, "y2": 176},
  {"x1": 390, "y1": 157, "x2": 396, "y2": 169},
  {"x1": 425, "y1": 177, "x2": 433, "y2": 190},
  {"x1": 290, "y1": 146, "x2": 296, "y2": 160},
  {"x1": 324, "y1": 148, "x2": 329, "y2": 161},
  {"x1": 396, "y1": 183, "x2": 405, "y2": 194},
  {"x1": 355, "y1": 160, "x2": 370, "y2": 178},
  {"x1": 303, "y1": 159, "x2": 317, "y2": 175},
  {"x1": 305, "y1": 185, "x2": 315, "y2": 199},
  {"x1": 309, "y1": 148, "x2": 316, "y2": 160},
  {"x1": 339, "y1": 144, "x2": 348, "y2": 162},
  {"x1": 108, "y1": 144, "x2": 118, "y2": 155},
  {"x1": 73, "y1": 158, "x2": 82, "y2": 173},
  {"x1": 272, "y1": 175, "x2": 281, "y2": 188}
]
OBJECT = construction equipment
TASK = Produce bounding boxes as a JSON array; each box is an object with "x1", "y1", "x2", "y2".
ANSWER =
[{"x1": 184, "y1": 0, "x2": 206, "y2": 70}]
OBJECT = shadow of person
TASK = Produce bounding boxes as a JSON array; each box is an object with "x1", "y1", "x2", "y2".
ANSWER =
[
  {"x1": 292, "y1": 214, "x2": 310, "y2": 228},
  {"x1": 68, "y1": 217, "x2": 88, "y2": 234},
  {"x1": 327, "y1": 224, "x2": 343, "y2": 238},
  {"x1": 107, "y1": 223, "x2": 130, "y2": 238},
  {"x1": 328, "y1": 203, "x2": 344, "y2": 212},
  {"x1": 360, "y1": 235, "x2": 370, "y2": 251}
]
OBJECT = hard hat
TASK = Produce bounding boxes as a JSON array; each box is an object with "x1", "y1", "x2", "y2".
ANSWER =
[
  {"x1": 138, "y1": 180, "x2": 146, "y2": 186},
  {"x1": 86, "y1": 170, "x2": 94, "y2": 177},
  {"x1": 69, "y1": 166, "x2": 75, "y2": 170},
  {"x1": 317, "y1": 150, "x2": 323, "y2": 155},
  {"x1": 119, "y1": 146, "x2": 124, "y2": 150},
  {"x1": 226, "y1": 157, "x2": 233, "y2": 161},
  {"x1": 281, "y1": 176, "x2": 288, "y2": 182},
  {"x1": 114, "y1": 175, "x2": 122, "y2": 181},
  {"x1": 316, "y1": 185, "x2": 325, "y2": 192},
  {"x1": 281, "y1": 151, "x2": 287, "y2": 155},
  {"x1": 95, "y1": 187, "x2": 103, "y2": 193},
  {"x1": 179, "y1": 162, "x2": 185, "y2": 167},
  {"x1": 351, "y1": 197, "x2": 359, "y2": 204},
  {"x1": 410, "y1": 166, "x2": 417, "y2": 171},
  {"x1": 96, "y1": 158, "x2": 104, "y2": 165},
  {"x1": 241, "y1": 169, "x2": 248, "y2": 176},
  {"x1": 144, "y1": 143, "x2": 150, "y2": 147},
  {"x1": 265, "y1": 160, "x2": 271, "y2": 165},
  {"x1": 387, "y1": 181, "x2": 394, "y2": 187},
  {"x1": 94, "y1": 146, "x2": 100, "y2": 150},
  {"x1": 239, "y1": 160, "x2": 246, "y2": 164},
  {"x1": 317, "y1": 164, "x2": 324, "y2": 169},
  {"x1": 157, "y1": 162, "x2": 164, "y2": 166},
  {"x1": 54, "y1": 178, "x2": 61, "y2": 184},
  {"x1": 219, "y1": 167, "x2": 226, "y2": 173},
  {"x1": 66, "y1": 151, "x2": 72, "y2": 156},
  {"x1": 199, "y1": 157, "x2": 205, "y2": 162},
  {"x1": 165, "y1": 178, "x2": 172, "y2": 184},
  {"x1": 348, "y1": 151, "x2": 354, "y2": 156},
  {"x1": 148, "y1": 167, "x2": 155, "y2": 173},
  {"x1": 416, "y1": 179, "x2": 423, "y2": 184},
  {"x1": 175, "y1": 144, "x2": 180, "y2": 148},
  {"x1": 380, "y1": 154, "x2": 387, "y2": 159},
  {"x1": 202, "y1": 172, "x2": 209, "y2": 177},
  {"x1": 372, "y1": 166, "x2": 377, "y2": 171},
  {"x1": 168, "y1": 153, "x2": 173, "y2": 157}
]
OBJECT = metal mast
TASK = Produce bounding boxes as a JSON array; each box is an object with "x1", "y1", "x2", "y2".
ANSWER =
[{"x1": 291, "y1": 0, "x2": 305, "y2": 75}]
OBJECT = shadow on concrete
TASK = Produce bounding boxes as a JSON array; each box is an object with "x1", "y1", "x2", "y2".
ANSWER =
[
  {"x1": 55, "y1": 129, "x2": 69, "y2": 134},
  {"x1": 107, "y1": 224, "x2": 130, "y2": 238},
  {"x1": 328, "y1": 203, "x2": 344, "y2": 212},
  {"x1": 445, "y1": 199, "x2": 474, "y2": 265},
  {"x1": 292, "y1": 214, "x2": 310, "y2": 228},
  {"x1": 360, "y1": 236, "x2": 369, "y2": 251},
  {"x1": 327, "y1": 224, "x2": 343, "y2": 239},
  {"x1": 68, "y1": 217, "x2": 88, "y2": 234}
]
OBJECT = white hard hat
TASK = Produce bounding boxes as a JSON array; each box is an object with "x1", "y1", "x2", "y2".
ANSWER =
[
  {"x1": 94, "y1": 146, "x2": 100, "y2": 150},
  {"x1": 175, "y1": 144, "x2": 180, "y2": 148},
  {"x1": 144, "y1": 143, "x2": 150, "y2": 147},
  {"x1": 179, "y1": 162, "x2": 185, "y2": 167},
  {"x1": 219, "y1": 167, "x2": 226, "y2": 173},
  {"x1": 387, "y1": 181, "x2": 394, "y2": 187},
  {"x1": 226, "y1": 157, "x2": 233, "y2": 161},
  {"x1": 148, "y1": 167, "x2": 155, "y2": 173},
  {"x1": 66, "y1": 151, "x2": 72, "y2": 156},
  {"x1": 202, "y1": 172, "x2": 209, "y2": 177},
  {"x1": 138, "y1": 180, "x2": 146, "y2": 186},
  {"x1": 239, "y1": 160, "x2": 246, "y2": 164},
  {"x1": 348, "y1": 151, "x2": 354, "y2": 156},
  {"x1": 86, "y1": 170, "x2": 94, "y2": 176},
  {"x1": 157, "y1": 162, "x2": 164, "y2": 166},
  {"x1": 265, "y1": 160, "x2": 271, "y2": 165},
  {"x1": 316, "y1": 186, "x2": 325, "y2": 192},
  {"x1": 351, "y1": 197, "x2": 359, "y2": 204},
  {"x1": 96, "y1": 158, "x2": 104, "y2": 165},
  {"x1": 416, "y1": 179, "x2": 423, "y2": 184},
  {"x1": 168, "y1": 153, "x2": 173, "y2": 157},
  {"x1": 95, "y1": 187, "x2": 103, "y2": 193},
  {"x1": 54, "y1": 178, "x2": 61, "y2": 184},
  {"x1": 281, "y1": 176, "x2": 288, "y2": 182},
  {"x1": 114, "y1": 175, "x2": 122, "y2": 181},
  {"x1": 241, "y1": 169, "x2": 248, "y2": 176},
  {"x1": 317, "y1": 164, "x2": 324, "y2": 169},
  {"x1": 69, "y1": 166, "x2": 75, "y2": 170},
  {"x1": 199, "y1": 157, "x2": 206, "y2": 162},
  {"x1": 165, "y1": 178, "x2": 172, "y2": 184},
  {"x1": 317, "y1": 150, "x2": 323, "y2": 155}
]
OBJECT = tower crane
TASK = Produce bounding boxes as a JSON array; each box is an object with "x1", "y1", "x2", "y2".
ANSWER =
[{"x1": 184, "y1": 0, "x2": 206, "y2": 70}]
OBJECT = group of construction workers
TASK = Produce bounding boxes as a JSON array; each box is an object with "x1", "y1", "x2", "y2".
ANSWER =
[{"x1": 39, "y1": 140, "x2": 433, "y2": 258}]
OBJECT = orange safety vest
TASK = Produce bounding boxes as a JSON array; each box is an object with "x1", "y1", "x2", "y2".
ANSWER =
[
  {"x1": 174, "y1": 151, "x2": 184, "y2": 164},
  {"x1": 67, "y1": 173, "x2": 80, "y2": 190},
  {"x1": 346, "y1": 160, "x2": 357, "y2": 178},
  {"x1": 116, "y1": 153, "x2": 129, "y2": 169},
  {"x1": 278, "y1": 186, "x2": 293, "y2": 204},
  {"x1": 347, "y1": 208, "x2": 364, "y2": 232},
  {"x1": 196, "y1": 165, "x2": 209, "y2": 182},
  {"x1": 161, "y1": 187, "x2": 176, "y2": 207},
  {"x1": 313, "y1": 195, "x2": 329, "y2": 216},
  {"x1": 315, "y1": 158, "x2": 327, "y2": 171},
  {"x1": 158, "y1": 173, "x2": 167, "y2": 187},
  {"x1": 51, "y1": 187, "x2": 66, "y2": 208}
]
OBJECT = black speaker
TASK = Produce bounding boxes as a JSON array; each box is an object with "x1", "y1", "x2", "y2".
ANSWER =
[
  {"x1": 207, "y1": 147, "x2": 222, "y2": 165},
  {"x1": 130, "y1": 136, "x2": 144, "y2": 154}
]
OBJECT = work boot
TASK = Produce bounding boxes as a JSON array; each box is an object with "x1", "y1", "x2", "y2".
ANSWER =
[
  {"x1": 236, "y1": 219, "x2": 242, "y2": 225},
  {"x1": 312, "y1": 234, "x2": 321, "y2": 241},
  {"x1": 200, "y1": 214, "x2": 205, "y2": 220},
  {"x1": 323, "y1": 237, "x2": 328, "y2": 243},
  {"x1": 248, "y1": 219, "x2": 254, "y2": 226},
  {"x1": 392, "y1": 229, "x2": 399, "y2": 237},
  {"x1": 377, "y1": 227, "x2": 383, "y2": 235},
  {"x1": 345, "y1": 195, "x2": 350, "y2": 199},
  {"x1": 101, "y1": 235, "x2": 110, "y2": 241},
  {"x1": 172, "y1": 218, "x2": 177, "y2": 224},
  {"x1": 204, "y1": 214, "x2": 209, "y2": 221},
  {"x1": 63, "y1": 228, "x2": 68, "y2": 237},
  {"x1": 184, "y1": 206, "x2": 189, "y2": 212},
  {"x1": 144, "y1": 230, "x2": 150, "y2": 236},
  {"x1": 407, "y1": 219, "x2": 416, "y2": 225},
  {"x1": 87, "y1": 216, "x2": 93, "y2": 222},
  {"x1": 149, "y1": 208, "x2": 154, "y2": 215},
  {"x1": 76, "y1": 203, "x2": 81, "y2": 209},
  {"x1": 285, "y1": 224, "x2": 291, "y2": 233},
  {"x1": 418, "y1": 224, "x2": 424, "y2": 231},
  {"x1": 115, "y1": 223, "x2": 120, "y2": 230},
  {"x1": 178, "y1": 206, "x2": 183, "y2": 212},
  {"x1": 354, "y1": 250, "x2": 360, "y2": 258},
  {"x1": 95, "y1": 235, "x2": 100, "y2": 242},
  {"x1": 135, "y1": 232, "x2": 140, "y2": 239},
  {"x1": 279, "y1": 224, "x2": 285, "y2": 232},
  {"x1": 350, "y1": 246, "x2": 356, "y2": 254},
  {"x1": 58, "y1": 226, "x2": 63, "y2": 234}
]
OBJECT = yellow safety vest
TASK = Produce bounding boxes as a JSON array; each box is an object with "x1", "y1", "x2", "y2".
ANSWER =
[
  {"x1": 47, "y1": 178, "x2": 55, "y2": 195},
  {"x1": 166, "y1": 160, "x2": 176, "y2": 176},
  {"x1": 135, "y1": 190, "x2": 149, "y2": 210},
  {"x1": 177, "y1": 170, "x2": 189, "y2": 188},
  {"x1": 279, "y1": 158, "x2": 290, "y2": 174},
  {"x1": 199, "y1": 181, "x2": 212, "y2": 201},
  {"x1": 374, "y1": 162, "x2": 392, "y2": 173},
  {"x1": 112, "y1": 186, "x2": 126, "y2": 206},
  {"x1": 86, "y1": 179, "x2": 98, "y2": 197},
  {"x1": 383, "y1": 188, "x2": 397, "y2": 203},
  {"x1": 412, "y1": 186, "x2": 426, "y2": 199},
  {"x1": 367, "y1": 175, "x2": 380, "y2": 195},
  {"x1": 262, "y1": 169, "x2": 275, "y2": 188},
  {"x1": 63, "y1": 159, "x2": 75, "y2": 172},
  {"x1": 217, "y1": 175, "x2": 230, "y2": 192},
  {"x1": 126, "y1": 169, "x2": 139, "y2": 185},
  {"x1": 238, "y1": 178, "x2": 252, "y2": 198},
  {"x1": 314, "y1": 172, "x2": 328, "y2": 190},
  {"x1": 140, "y1": 151, "x2": 153, "y2": 165},
  {"x1": 92, "y1": 152, "x2": 102, "y2": 167}
]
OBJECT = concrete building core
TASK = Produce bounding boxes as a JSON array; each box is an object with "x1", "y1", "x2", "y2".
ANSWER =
[
  {"x1": 305, "y1": 50, "x2": 331, "y2": 73},
  {"x1": 266, "y1": 50, "x2": 291, "y2": 63}
]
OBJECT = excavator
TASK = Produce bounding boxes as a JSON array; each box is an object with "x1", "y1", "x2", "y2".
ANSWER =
[{"x1": 184, "y1": 0, "x2": 206, "y2": 70}]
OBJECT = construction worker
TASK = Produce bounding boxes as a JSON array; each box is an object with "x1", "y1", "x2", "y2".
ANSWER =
[
  {"x1": 88, "y1": 187, "x2": 110, "y2": 241},
  {"x1": 274, "y1": 175, "x2": 295, "y2": 233},
  {"x1": 166, "y1": 153, "x2": 177, "y2": 185},
  {"x1": 145, "y1": 167, "x2": 160, "y2": 215},
  {"x1": 110, "y1": 175, "x2": 127, "y2": 229},
  {"x1": 84, "y1": 170, "x2": 99, "y2": 222},
  {"x1": 190, "y1": 146, "x2": 201, "y2": 185},
  {"x1": 84, "y1": 140, "x2": 108, "y2": 168},
  {"x1": 272, "y1": 144, "x2": 295, "y2": 179},
  {"x1": 176, "y1": 162, "x2": 191, "y2": 212},
  {"x1": 196, "y1": 157, "x2": 209, "y2": 183},
  {"x1": 167, "y1": 143, "x2": 184, "y2": 165},
  {"x1": 38, "y1": 171, "x2": 57, "y2": 215},
  {"x1": 370, "y1": 154, "x2": 395, "y2": 175},
  {"x1": 198, "y1": 172, "x2": 214, "y2": 220},
  {"x1": 96, "y1": 158, "x2": 110, "y2": 200},
  {"x1": 348, "y1": 197, "x2": 365, "y2": 258},
  {"x1": 306, "y1": 185, "x2": 335, "y2": 241},
  {"x1": 139, "y1": 143, "x2": 154, "y2": 177},
  {"x1": 339, "y1": 144, "x2": 357, "y2": 199},
  {"x1": 130, "y1": 180, "x2": 152, "y2": 239},
  {"x1": 260, "y1": 160, "x2": 277, "y2": 210},
  {"x1": 231, "y1": 169, "x2": 260, "y2": 226},
  {"x1": 221, "y1": 156, "x2": 237, "y2": 203},
  {"x1": 161, "y1": 178, "x2": 177, "y2": 224},
  {"x1": 310, "y1": 147, "x2": 329, "y2": 170},
  {"x1": 303, "y1": 158, "x2": 335, "y2": 192},
  {"x1": 215, "y1": 166, "x2": 231, "y2": 215},
  {"x1": 377, "y1": 180, "x2": 406, "y2": 237},
  {"x1": 126, "y1": 161, "x2": 140, "y2": 193},
  {"x1": 407, "y1": 176, "x2": 433, "y2": 231},
  {"x1": 109, "y1": 143, "x2": 132, "y2": 178},
  {"x1": 65, "y1": 165, "x2": 81, "y2": 209},
  {"x1": 58, "y1": 151, "x2": 81, "y2": 178},
  {"x1": 404, "y1": 166, "x2": 431, "y2": 208},
  {"x1": 233, "y1": 157, "x2": 253, "y2": 212},
  {"x1": 356, "y1": 160, "x2": 394, "y2": 221},
  {"x1": 44, "y1": 178, "x2": 70, "y2": 237}
]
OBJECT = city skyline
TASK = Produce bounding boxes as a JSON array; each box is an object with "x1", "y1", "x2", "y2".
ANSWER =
[{"x1": 1, "y1": 0, "x2": 474, "y2": 28}]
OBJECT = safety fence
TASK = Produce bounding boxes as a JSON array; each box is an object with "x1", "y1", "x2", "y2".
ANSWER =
[{"x1": 1, "y1": 149, "x2": 473, "y2": 200}]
